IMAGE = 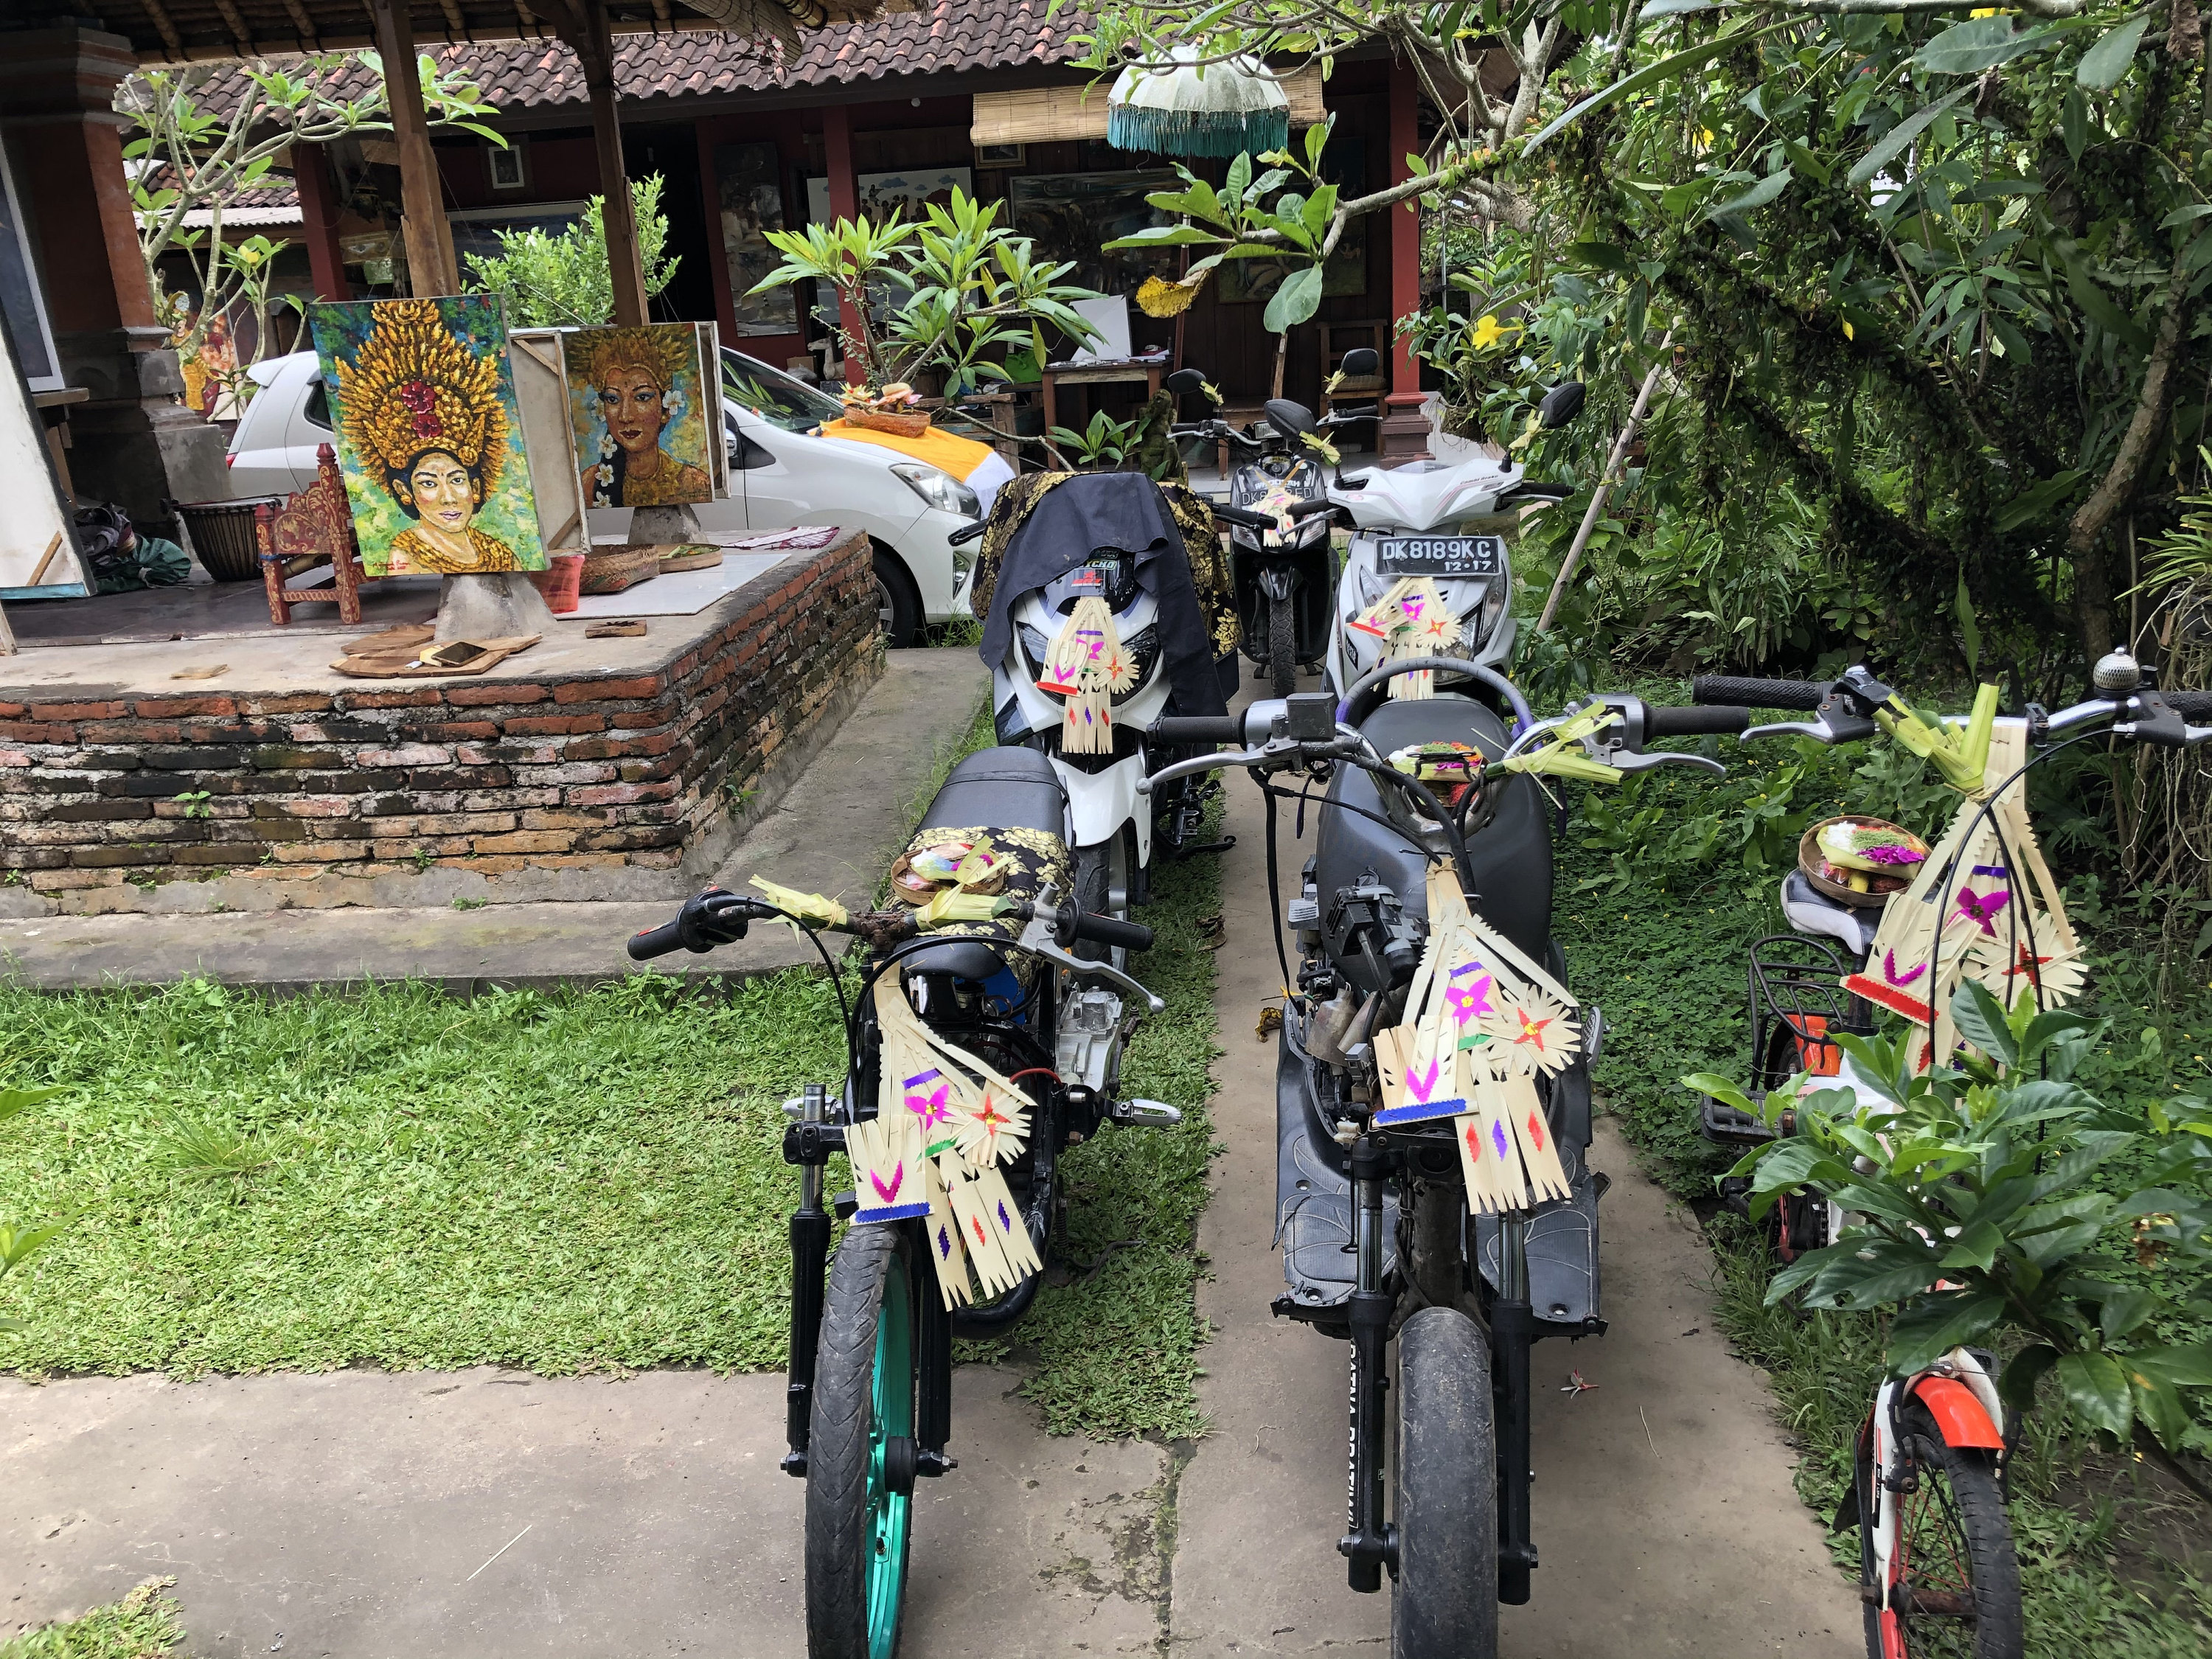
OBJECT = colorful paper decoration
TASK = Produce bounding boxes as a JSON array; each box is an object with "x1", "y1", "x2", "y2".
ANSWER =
[
  {"x1": 1840, "y1": 720, "x2": 2081, "y2": 1065},
  {"x1": 1370, "y1": 867, "x2": 1576, "y2": 1210},
  {"x1": 865, "y1": 987, "x2": 1044, "y2": 1308},
  {"x1": 1039, "y1": 594, "x2": 1139, "y2": 754},
  {"x1": 1349, "y1": 576, "x2": 1458, "y2": 699}
]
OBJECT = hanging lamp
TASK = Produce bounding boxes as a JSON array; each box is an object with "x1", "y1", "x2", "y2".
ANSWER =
[{"x1": 1107, "y1": 46, "x2": 1291, "y2": 159}]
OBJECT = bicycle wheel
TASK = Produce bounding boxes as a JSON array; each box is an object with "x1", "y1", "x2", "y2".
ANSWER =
[
  {"x1": 1268, "y1": 586, "x2": 1297, "y2": 698},
  {"x1": 1391, "y1": 1306, "x2": 1499, "y2": 1658},
  {"x1": 1857, "y1": 1405, "x2": 2023, "y2": 1659},
  {"x1": 806, "y1": 1222, "x2": 917, "y2": 1659}
]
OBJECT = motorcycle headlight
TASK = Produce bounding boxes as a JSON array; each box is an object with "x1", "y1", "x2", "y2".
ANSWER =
[
  {"x1": 1113, "y1": 624, "x2": 1161, "y2": 703},
  {"x1": 892, "y1": 462, "x2": 980, "y2": 518},
  {"x1": 1472, "y1": 578, "x2": 1508, "y2": 650},
  {"x1": 1019, "y1": 622, "x2": 1054, "y2": 681}
]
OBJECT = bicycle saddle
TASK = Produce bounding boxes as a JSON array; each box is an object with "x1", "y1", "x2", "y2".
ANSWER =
[{"x1": 1780, "y1": 870, "x2": 1880, "y2": 961}]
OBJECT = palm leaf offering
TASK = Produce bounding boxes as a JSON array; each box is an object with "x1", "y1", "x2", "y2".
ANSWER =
[
  {"x1": 1347, "y1": 576, "x2": 1456, "y2": 699},
  {"x1": 869, "y1": 988, "x2": 1043, "y2": 1308},
  {"x1": 1038, "y1": 594, "x2": 1138, "y2": 754},
  {"x1": 1370, "y1": 867, "x2": 1576, "y2": 1211}
]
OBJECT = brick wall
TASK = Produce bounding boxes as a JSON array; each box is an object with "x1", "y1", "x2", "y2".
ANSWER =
[{"x1": 0, "y1": 533, "x2": 880, "y2": 916}]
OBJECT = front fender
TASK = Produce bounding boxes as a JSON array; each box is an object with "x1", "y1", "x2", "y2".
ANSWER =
[{"x1": 1908, "y1": 1373, "x2": 2003, "y2": 1450}]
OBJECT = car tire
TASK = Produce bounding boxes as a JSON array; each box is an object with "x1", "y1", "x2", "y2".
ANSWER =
[{"x1": 874, "y1": 546, "x2": 923, "y2": 648}]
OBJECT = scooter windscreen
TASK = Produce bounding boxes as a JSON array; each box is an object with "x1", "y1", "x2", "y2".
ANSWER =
[{"x1": 1037, "y1": 549, "x2": 1142, "y2": 615}]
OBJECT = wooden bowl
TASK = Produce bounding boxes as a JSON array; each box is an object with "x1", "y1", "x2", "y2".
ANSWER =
[{"x1": 1798, "y1": 816, "x2": 1923, "y2": 908}]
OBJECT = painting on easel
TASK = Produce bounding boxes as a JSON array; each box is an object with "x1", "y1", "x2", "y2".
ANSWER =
[
  {"x1": 1, "y1": 310, "x2": 89, "y2": 608},
  {"x1": 307, "y1": 296, "x2": 546, "y2": 577},
  {"x1": 561, "y1": 324, "x2": 714, "y2": 509}
]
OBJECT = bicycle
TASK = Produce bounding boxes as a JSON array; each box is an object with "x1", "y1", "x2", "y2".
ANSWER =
[{"x1": 1688, "y1": 652, "x2": 2212, "y2": 1659}]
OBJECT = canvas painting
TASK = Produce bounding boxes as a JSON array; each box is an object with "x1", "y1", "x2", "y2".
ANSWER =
[
  {"x1": 561, "y1": 324, "x2": 713, "y2": 509},
  {"x1": 716, "y1": 142, "x2": 796, "y2": 336},
  {"x1": 307, "y1": 296, "x2": 546, "y2": 576},
  {"x1": 1007, "y1": 170, "x2": 1179, "y2": 297},
  {"x1": 804, "y1": 167, "x2": 974, "y2": 229}
]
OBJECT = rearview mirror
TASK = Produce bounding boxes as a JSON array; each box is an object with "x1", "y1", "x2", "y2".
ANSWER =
[
  {"x1": 1338, "y1": 347, "x2": 1381, "y2": 380},
  {"x1": 1264, "y1": 397, "x2": 1318, "y2": 440},
  {"x1": 1537, "y1": 381, "x2": 1587, "y2": 429},
  {"x1": 1165, "y1": 366, "x2": 1209, "y2": 397}
]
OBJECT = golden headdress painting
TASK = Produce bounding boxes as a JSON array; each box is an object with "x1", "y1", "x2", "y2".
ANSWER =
[
  {"x1": 563, "y1": 324, "x2": 713, "y2": 509},
  {"x1": 307, "y1": 297, "x2": 546, "y2": 577}
]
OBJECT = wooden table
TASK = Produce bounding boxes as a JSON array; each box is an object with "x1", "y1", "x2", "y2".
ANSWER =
[{"x1": 1040, "y1": 358, "x2": 1166, "y2": 432}]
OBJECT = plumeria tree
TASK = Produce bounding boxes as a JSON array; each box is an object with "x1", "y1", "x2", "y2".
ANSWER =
[{"x1": 119, "y1": 55, "x2": 501, "y2": 403}]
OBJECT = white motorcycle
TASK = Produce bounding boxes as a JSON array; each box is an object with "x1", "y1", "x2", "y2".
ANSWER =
[{"x1": 1308, "y1": 382, "x2": 1587, "y2": 697}]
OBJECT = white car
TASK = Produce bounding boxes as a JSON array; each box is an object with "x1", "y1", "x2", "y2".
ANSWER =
[{"x1": 226, "y1": 346, "x2": 999, "y2": 644}]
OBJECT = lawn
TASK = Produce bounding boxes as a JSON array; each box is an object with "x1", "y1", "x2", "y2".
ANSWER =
[
  {"x1": 0, "y1": 782, "x2": 1223, "y2": 1444},
  {"x1": 1543, "y1": 674, "x2": 2212, "y2": 1656}
]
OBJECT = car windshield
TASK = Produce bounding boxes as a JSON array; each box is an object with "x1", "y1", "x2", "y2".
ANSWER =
[{"x1": 721, "y1": 350, "x2": 842, "y2": 434}]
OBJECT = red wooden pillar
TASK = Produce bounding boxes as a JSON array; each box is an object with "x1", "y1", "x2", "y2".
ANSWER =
[
  {"x1": 1379, "y1": 57, "x2": 1430, "y2": 465},
  {"x1": 292, "y1": 141, "x2": 352, "y2": 302},
  {"x1": 821, "y1": 102, "x2": 864, "y2": 386}
]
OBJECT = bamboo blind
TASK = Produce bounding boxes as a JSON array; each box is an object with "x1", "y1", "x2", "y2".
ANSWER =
[{"x1": 970, "y1": 67, "x2": 1326, "y2": 147}]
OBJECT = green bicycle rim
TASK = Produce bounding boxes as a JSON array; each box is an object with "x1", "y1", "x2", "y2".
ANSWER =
[{"x1": 866, "y1": 1251, "x2": 914, "y2": 1658}]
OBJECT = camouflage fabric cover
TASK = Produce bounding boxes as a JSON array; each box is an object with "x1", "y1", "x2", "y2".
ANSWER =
[
  {"x1": 898, "y1": 824, "x2": 1071, "y2": 986},
  {"x1": 966, "y1": 472, "x2": 1239, "y2": 665}
]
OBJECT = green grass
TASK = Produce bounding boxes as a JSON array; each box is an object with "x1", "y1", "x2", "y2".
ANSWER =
[
  {"x1": 1, "y1": 1579, "x2": 185, "y2": 1659},
  {"x1": 1541, "y1": 672, "x2": 2212, "y2": 1655}
]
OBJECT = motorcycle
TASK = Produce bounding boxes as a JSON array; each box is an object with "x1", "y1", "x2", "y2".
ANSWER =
[
  {"x1": 1321, "y1": 382, "x2": 1586, "y2": 697},
  {"x1": 1138, "y1": 677, "x2": 1739, "y2": 1655},
  {"x1": 951, "y1": 469, "x2": 1239, "y2": 918},
  {"x1": 625, "y1": 745, "x2": 1183, "y2": 1658},
  {"x1": 1165, "y1": 354, "x2": 1384, "y2": 698}
]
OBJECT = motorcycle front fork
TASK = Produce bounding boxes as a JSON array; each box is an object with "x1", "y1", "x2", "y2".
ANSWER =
[
  {"x1": 1339, "y1": 1133, "x2": 1537, "y2": 1604},
  {"x1": 780, "y1": 1082, "x2": 954, "y2": 1481}
]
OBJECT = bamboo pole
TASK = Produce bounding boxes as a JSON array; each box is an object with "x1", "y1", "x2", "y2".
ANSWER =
[{"x1": 1534, "y1": 334, "x2": 1671, "y2": 636}]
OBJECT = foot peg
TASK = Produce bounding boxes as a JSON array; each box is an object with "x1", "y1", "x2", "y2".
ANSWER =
[{"x1": 1109, "y1": 1098, "x2": 1183, "y2": 1130}]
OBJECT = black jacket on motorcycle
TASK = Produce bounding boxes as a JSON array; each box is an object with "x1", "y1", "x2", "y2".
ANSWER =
[{"x1": 972, "y1": 470, "x2": 1231, "y2": 717}]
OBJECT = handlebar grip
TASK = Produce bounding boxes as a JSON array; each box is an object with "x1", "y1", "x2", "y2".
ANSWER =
[
  {"x1": 2165, "y1": 689, "x2": 2212, "y2": 717},
  {"x1": 627, "y1": 919, "x2": 687, "y2": 961},
  {"x1": 1287, "y1": 497, "x2": 1337, "y2": 521},
  {"x1": 1691, "y1": 675, "x2": 1828, "y2": 711},
  {"x1": 1148, "y1": 714, "x2": 1246, "y2": 745},
  {"x1": 1069, "y1": 911, "x2": 1154, "y2": 953},
  {"x1": 1211, "y1": 504, "x2": 1279, "y2": 531},
  {"x1": 946, "y1": 519, "x2": 988, "y2": 546},
  {"x1": 1644, "y1": 704, "x2": 1751, "y2": 738}
]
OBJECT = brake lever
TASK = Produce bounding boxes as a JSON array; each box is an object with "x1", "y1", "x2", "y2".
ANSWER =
[
  {"x1": 1744, "y1": 668, "x2": 1888, "y2": 744},
  {"x1": 1015, "y1": 883, "x2": 1165, "y2": 1013},
  {"x1": 1559, "y1": 695, "x2": 1726, "y2": 777}
]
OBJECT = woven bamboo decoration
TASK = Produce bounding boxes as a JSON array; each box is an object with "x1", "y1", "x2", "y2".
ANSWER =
[
  {"x1": 922, "y1": 1155, "x2": 973, "y2": 1310},
  {"x1": 1037, "y1": 594, "x2": 1138, "y2": 754},
  {"x1": 1369, "y1": 869, "x2": 1580, "y2": 1213}
]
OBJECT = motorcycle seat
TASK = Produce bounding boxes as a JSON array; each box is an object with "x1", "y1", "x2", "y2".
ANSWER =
[
  {"x1": 917, "y1": 746, "x2": 1070, "y2": 841},
  {"x1": 902, "y1": 746, "x2": 1071, "y2": 986}
]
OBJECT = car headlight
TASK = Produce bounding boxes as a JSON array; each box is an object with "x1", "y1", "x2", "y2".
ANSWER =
[{"x1": 891, "y1": 462, "x2": 980, "y2": 518}]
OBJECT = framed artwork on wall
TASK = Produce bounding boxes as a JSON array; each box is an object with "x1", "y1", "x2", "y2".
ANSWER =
[
  {"x1": 715, "y1": 141, "x2": 797, "y2": 336},
  {"x1": 1006, "y1": 170, "x2": 1178, "y2": 298}
]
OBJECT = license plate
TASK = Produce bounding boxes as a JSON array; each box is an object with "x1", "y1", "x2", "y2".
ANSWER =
[{"x1": 1374, "y1": 535, "x2": 1503, "y2": 577}]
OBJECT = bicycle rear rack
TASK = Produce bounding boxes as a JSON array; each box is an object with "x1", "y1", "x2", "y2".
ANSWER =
[{"x1": 1700, "y1": 935, "x2": 1871, "y2": 1146}]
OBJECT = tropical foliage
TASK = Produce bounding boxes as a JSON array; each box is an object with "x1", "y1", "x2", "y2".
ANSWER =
[{"x1": 464, "y1": 174, "x2": 681, "y2": 327}]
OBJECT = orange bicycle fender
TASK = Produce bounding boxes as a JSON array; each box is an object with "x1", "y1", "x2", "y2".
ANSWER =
[{"x1": 1910, "y1": 1375, "x2": 2003, "y2": 1449}]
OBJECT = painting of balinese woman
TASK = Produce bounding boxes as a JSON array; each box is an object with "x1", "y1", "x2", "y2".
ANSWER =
[
  {"x1": 564, "y1": 325, "x2": 713, "y2": 509},
  {"x1": 307, "y1": 296, "x2": 546, "y2": 577}
]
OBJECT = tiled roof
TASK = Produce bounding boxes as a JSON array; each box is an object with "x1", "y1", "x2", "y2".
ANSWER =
[
  {"x1": 455, "y1": 0, "x2": 1088, "y2": 106},
  {"x1": 164, "y1": 0, "x2": 1091, "y2": 119}
]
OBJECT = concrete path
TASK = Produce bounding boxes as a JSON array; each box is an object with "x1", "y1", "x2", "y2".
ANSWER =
[
  {"x1": 1170, "y1": 735, "x2": 1859, "y2": 1657},
  {"x1": 0, "y1": 652, "x2": 987, "y2": 995},
  {"x1": 2, "y1": 669, "x2": 1859, "y2": 1658}
]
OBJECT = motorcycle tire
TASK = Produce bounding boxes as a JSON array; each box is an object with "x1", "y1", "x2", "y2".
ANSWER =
[
  {"x1": 1391, "y1": 1305, "x2": 1500, "y2": 1658},
  {"x1": 1068, "y1": 831, "x2": 1133, "y2": 970},
  {"x1": 1268, "y1": 586, "x2": 1297, "y2": 698},
  {"x1": 1855, "y1": 1405, "x2": 2023, "y2": 1659},
  {"x1": 806, "y1": 1222, "x2": 917, "y2": 1659}
]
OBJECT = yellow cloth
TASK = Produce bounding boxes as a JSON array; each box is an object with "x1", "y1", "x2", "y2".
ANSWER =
[{"x1": 817, "y1": 418, "x2": 998, "y2": 481}]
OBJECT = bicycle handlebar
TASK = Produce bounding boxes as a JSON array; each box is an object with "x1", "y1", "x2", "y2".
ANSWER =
[
  {"x1": 1644, "y1": 703, "x2": 1753, "y2": 738},
  {"x1": 1691, "y1": 675, "x2": 1826, "y2": 710}
]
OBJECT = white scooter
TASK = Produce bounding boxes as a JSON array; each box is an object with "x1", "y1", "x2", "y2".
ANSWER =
[{"x1": 1315, "y1": 382, "x2": 1587, "y2": 696}]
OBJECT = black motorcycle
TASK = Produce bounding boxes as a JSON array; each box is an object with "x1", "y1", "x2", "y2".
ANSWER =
[
  {"x1": 1140, "y1": 678, "x2": 1737, "y2": 1654},
  {"x1": 1167, "y1": 352, "x2": 1382, "y2": 698}
]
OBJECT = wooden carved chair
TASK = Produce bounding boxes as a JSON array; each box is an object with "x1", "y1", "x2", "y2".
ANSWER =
[{"x1": 259, "y1": 442, "x2": 373, "y2": 625}]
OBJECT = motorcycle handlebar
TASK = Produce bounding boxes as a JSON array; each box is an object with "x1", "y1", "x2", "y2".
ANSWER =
[
  {"x1": 1644, "y1": 704, "x2": 1753, "y2": 739},
  {"x1": 1148, "y1": 713, "x2": 1249, "y2": 745},
  {"x1": 946, "y1": 519, "x2": 989, "y2": 546},
  {"x1": 1691, "y1": 675, "x2": 1828, "y2": 711},
  {"x1": 1211, "y1": 504, "x2": 1280, "y2": 532},
  {"x1": 627, "y1": 918, "x2": 688, "y2": 961},
  {"x1": 1067, "y1": 910, "x2": 1153, "y2": 953}
]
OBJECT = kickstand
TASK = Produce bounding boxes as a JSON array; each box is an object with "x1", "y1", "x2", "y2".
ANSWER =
[{"x1": 1167, "y1": 835, "x2": 1236, "y2": 860}]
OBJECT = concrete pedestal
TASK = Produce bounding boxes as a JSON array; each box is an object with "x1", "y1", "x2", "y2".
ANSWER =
[
  {"x1": 626, "y1": 504, "x2": 701, "y2": 546},
  {"x1": 434, "y1": 572, "x2": 556, "y2": 641}
]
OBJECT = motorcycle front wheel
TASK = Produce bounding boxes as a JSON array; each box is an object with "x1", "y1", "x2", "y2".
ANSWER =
[
  {"x1": 806, "y1": 1222, "x2": 917, "y2": 1659},
  {"x1": 1391, "y1": 1305, "x2": 1500, "y2": 1658},
  {"x1": 1268, "y1": 586, "x2": 1298, "y2": 698}
]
